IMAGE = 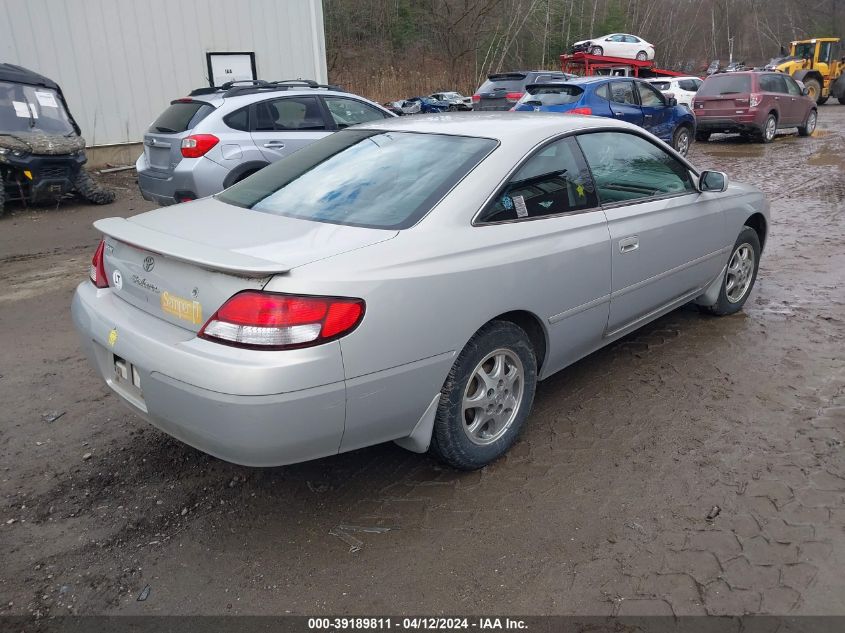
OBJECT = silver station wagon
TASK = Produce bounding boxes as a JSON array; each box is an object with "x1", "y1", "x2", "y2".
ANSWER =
[{"x1": 73, "y1": 113, "x2": 769, "y2": 470}]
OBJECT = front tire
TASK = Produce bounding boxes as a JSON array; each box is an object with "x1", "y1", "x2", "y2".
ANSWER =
[
  {"x1": 672, "y1": 125, "x2": 692, "y2": 156},
  {"x1": 817, "y1": 96, "x2": 829, "y2": 105},
  {"x1": 590, "y1": 46, "x2": 603, "y2": 56},
  {"x1": 73, "y1": 169, "x2": 116, "y2": 205},
  {"x1": 430, "y1": 321, "x2": 537, "y2": 470},
  {"x1": 636, "y1": 51, "x2": 648, "y2": 61},
  {"x1": 700, "y1": 226, "x2": 761, "y2": 316},
  {"x1": 798, "y1": 108, "x2": 817, "y2": 136}
]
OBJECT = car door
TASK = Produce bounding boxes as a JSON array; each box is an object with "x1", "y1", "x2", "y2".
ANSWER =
[
  {"x1": 474, "y1": 136, "x2": 611, "y2": 375},
  {"x1": 757, "y1": 74, "x2": 789, "y2": 126},
  {"x1": 576, "y1": 130, "x2": 728, "y2": 336},
  {"x1": 250, "y1": 95, "x2": 331, "y2": 162},
  {"x1": 322, "y1": 95, "x2": 393, "y2": 129},
  {"x1": 783, "y1": 75, "x2": 808, "y2": 124},
  {"x1": 635, "y1": 80, "x2": 673, "y2": 141},
  {"x1": 767, "y1": 73, "x2": 796, "y2": 125},
  {"x1": 608, "y1": 80, "x2": 644, "y2": 126},
  {"x1": 603, "y1": 34, "x2": 625, "y2": 56}
]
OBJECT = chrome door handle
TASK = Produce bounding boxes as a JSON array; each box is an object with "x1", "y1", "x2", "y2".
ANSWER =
[
  {"x1": 263, "y1": 141, "x2": 286, "y2": 149},
  {"x1": 614, "y1": 112, "x2": 625, "y2": 117},
  {"x1": 619, "y1": 236, "x2": 639, "y2": 253}
]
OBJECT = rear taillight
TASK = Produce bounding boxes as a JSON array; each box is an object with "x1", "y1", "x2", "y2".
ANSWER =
[
  {"x1": 568, "y1": 107, "x2": 593, "y2": 115},
  {"x1": 749, "y1": 93, "x2": 762, "y2": 107},
  {"x1": 505, "y1": 92, "x2": 524, "y2": 102},
  {"x1": 89, "y1": 239, "x2": 109, "y2": 288},
  {"x1": 472, "y1": 94, "x2": 481, "y2": 102},
  {"x1": 181, "y1": 134, "x2": 219, "y2": 158},
  {"x1": 199, "y1": 291, "x2": 365, "y2": 350}
]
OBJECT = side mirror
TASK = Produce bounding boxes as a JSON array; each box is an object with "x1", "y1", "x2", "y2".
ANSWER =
[
  {"x1": 700, "y1": 170, "x2": 728, "y2": 192},
  {"x1": 802, "y1": 86, "x2": 810, "y2": 96},
  {"x1": 666, "y1": 96, "x2": 678, "y2": 107}
]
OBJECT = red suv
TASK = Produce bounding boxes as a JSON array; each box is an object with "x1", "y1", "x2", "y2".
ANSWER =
[{"x1": 692, "y1": 71, "x2": 817, "y2": 143}]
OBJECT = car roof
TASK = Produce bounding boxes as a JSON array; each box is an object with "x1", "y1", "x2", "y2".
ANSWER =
[
  {"x1": 191, "y1": 88, "x2": 362, "y2": 109},
  {"x1": 357, "y1": 112, "x2": 644, "y2": 149}
]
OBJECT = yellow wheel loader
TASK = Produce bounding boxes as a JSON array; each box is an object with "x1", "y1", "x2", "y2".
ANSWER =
[{"x1": 767, "y1": 37, "x2": 845, "y2": 105}]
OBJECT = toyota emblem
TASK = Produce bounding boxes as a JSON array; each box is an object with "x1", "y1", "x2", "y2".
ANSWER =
[{"x1": 143, "y1": 256, "x2": 155, "y2": 272}]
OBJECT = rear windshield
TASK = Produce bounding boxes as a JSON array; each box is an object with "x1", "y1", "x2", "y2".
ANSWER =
[
  {"x1": 698, "y1": 75, "x2": 752, "y2": 96},
  {"x1": 149, "y1": 100, "x2": 214, "y2": 133},
  {"x1": 218, "y1": 130, "x2": 497, "y2": 230},
  {"x1": 520, "y1": 85, "x2": 584, "y2": 106},
  {"x1": 477, "y1": 76, "x2": 526, "y2": 93},
  {"x1": 650, "y1": 81, "x2": 671, "y2": 91}
]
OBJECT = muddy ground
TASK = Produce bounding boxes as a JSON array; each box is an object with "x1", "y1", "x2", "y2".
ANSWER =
[{"x1": 1, "y1": 109, "x2": 844, "y2": 619}]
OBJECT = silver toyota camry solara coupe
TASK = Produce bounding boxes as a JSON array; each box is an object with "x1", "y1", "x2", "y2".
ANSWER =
[{"x1": 72, "y1": 113, "x2": 769, "y2": 470}]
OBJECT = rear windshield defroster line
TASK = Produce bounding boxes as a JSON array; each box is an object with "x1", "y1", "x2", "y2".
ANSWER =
[{"x1": 217, "y1": 130, "x2": 498, "y2": 230}]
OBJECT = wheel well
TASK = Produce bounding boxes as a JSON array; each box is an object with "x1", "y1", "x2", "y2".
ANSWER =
[
  {"x1": 745, "y1": 213, "x2": 767, "y2": 250},
  {"x1": 235, "y1": 168, "x2": 261, "y2": 184},
  {"x1": 490, "y1": 310, "x2": 547, "y2": 372}
]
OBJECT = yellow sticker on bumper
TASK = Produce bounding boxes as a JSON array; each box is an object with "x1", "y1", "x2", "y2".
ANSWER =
[
  {"x1": 108, "y1": 328, "x2": 118, "y2": 347},
  {"x1": 160, "y1": 291, "x2": 203, "y2": 325}
]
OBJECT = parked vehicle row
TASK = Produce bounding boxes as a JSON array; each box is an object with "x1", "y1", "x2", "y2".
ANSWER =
[
  {"x1": 512, "y1": 76, "x2": 696, "y2": 155},
  {"x1": 75, "y1": 113, "x2": 769, "y2": 470}
]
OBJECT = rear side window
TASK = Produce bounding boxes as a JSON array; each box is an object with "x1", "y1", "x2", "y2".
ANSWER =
[
  {"x1": 218, "y1": 130, "x2": 497, "y2": 230},
  {"x1": 224, "y1": 107, "x2": 249, "y2": 131},
  {"x1": 253, "y1": 96, "x2": 326, "y2": 131},
  {"x1": 577, "y1": 132, "x2": 696, "y2": 203},
  {"x1": 759, "y1": 74, "x2": 788, "y2": 94},
  {"x1": 478, "y1": 137, "x2": 597, "y2": 223},
  {"x1": 609, "y1": 81, "x2": 637, "y2": 104},
  {"x1": 678, "y1": 79, "x2": 701, "y2": 91},
  {"x1": 520, "y1": 85, "x2": 584, "y2": 106},
  {"x1": 650, "y1": 81, "x2": 671, "y2": 91},
  {"x1": 698, "y1": 75, "x2": 752, "y2": 96},
  {"x1": 149, "y1": 101, "x2": 214, "y2": 133}
]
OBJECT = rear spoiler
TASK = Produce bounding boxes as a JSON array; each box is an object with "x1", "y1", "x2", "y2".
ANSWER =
[
  {"x1": 488, "y1": 73, "x2": 527, "y2": 81},
  {"x1": 94, "y1": 217, "x2": 288, "y2": 276},
  {"x1": 525, "y1": 82, "x2": 577, "y2": 93}
]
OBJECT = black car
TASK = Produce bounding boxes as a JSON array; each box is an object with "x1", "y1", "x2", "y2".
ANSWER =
[
  {"x1": 472, "y1": 71, "x2": 574, "y2": 111},
  {"x1": 0, "y1": 64, "x2": 113, "y2": 216}
]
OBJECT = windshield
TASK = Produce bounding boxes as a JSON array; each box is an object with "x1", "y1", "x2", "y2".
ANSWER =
[
  {"x1": 793, "y1": 42, "x2": 815, "y2": 59},
  {"x1": 0, "y1": 81, "x2": 75, "y2": 135},
  {"x1": 218, "y1": 130, "x2": 498, "y2": 229},
  {"x1": 698, "y1": 75, "x2": 752, "y2": 96},
  {"x1": 519, "y1": 85, "x2": 584, "y2": 106}
]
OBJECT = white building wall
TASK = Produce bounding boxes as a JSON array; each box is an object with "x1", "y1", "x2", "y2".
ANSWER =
[{"x1": 0, "y1": 0, "x2": 327, "y2": 147}]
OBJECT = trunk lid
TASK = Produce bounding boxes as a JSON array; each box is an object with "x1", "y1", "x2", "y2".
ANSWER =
[{"x1": 97, "y1": 197, "x2": 397, "y2": 332}]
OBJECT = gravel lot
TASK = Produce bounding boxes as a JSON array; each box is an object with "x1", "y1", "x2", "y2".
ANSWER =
[{"x1": 1, "y1": 107, "x2": 844, "y2": 618}]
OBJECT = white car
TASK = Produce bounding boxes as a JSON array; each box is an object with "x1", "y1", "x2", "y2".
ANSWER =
[
  {"x1": 645, "y1": 76, "x2": 703, "y2": 108},
  {"x1": 573, "y1": 33, "x2": 655, "y2": 60}
]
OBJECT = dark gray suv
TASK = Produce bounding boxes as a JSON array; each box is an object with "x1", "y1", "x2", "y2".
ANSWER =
[{"x1": 472, "y1": 71, "x2": 574, "y2": 111}]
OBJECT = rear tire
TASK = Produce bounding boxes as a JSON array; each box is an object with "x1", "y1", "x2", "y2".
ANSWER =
[
  {"x1": 700, "y1": 226, "x2": 761, "y2": 316},
  {"x1": 73, "y1": 169, "x2": 115, "y2": 205},
  {"x1": 430, "y1": 321, "x2": 537, "y2": 470},
  {"x1": 636, "y1": 51, "x2": 648, "y2": 61},
  {"x1": 757, "y1": 113, "x2": 777, "y2": 143},
  {"x1": 590, "y1": 46, "x2": 603, "y2": 56},
  {"x1": 798, "y1": 108, "x2": 817, "y2": 136},
  {"x1": 672, "y1": 125, "x2": 692, "y2": 156},
  {"x1": 695, "y1": 131, "x2": 711, "y2": 142}
]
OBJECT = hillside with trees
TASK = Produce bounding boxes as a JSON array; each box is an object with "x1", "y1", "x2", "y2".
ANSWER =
[{"x1": 324, "y1": 0, "x2": 844, "y2": 100}]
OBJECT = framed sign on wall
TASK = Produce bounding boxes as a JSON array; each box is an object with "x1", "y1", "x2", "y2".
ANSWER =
[{"x1": 206, "y1": 52, "x2": 257, "y2": 87}]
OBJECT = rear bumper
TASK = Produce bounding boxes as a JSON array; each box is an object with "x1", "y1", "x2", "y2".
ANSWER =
[
  {"x1": 695, "y1": 114, "x2": 763, "y2": 133},
  {"x1": 71, "y1": 282, "x2": 346, "y2": 466},
  {"x1": 135, "y1": 153, "x2": 230, "y2": 207}
]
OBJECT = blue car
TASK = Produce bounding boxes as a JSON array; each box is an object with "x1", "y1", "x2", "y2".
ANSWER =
[{"x1": 513, "y1": 76, "x2": 696, "y2": 155}]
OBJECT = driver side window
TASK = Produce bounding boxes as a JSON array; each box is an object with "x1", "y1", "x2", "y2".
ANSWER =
[
  {"x1": 636, "y1": 81, "x2": 665, "y2": 107},
  {"x1": 576, "y1": 132, "x2": 696, "y2": 204},
  {"x1": 477, "y1": 137, "x2": 598, "y2": 223}
]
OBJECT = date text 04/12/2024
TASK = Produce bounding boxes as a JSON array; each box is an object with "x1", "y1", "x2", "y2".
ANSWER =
[{"x1": 307, "y1": 618, "x2": 528, "y2": 630}]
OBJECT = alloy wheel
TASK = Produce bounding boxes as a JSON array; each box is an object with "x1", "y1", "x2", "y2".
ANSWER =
[
  {"x1": 462, "y1": 349, "x2": 525, "y2": 446},
  {"x1": 765, "y1": 116, "x2": 776, "y2": 141},
  {"x1": 725, "y1": 242, "x2": 756, "y2": 303}
]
